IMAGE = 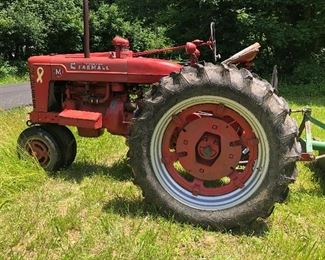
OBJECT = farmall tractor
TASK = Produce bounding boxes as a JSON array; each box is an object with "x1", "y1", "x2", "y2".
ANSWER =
[{"x1": 17, "y1": 1, "x2": 301, "y2": 229}]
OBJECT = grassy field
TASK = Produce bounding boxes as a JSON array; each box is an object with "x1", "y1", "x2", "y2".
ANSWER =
[{"x1": 0, "y1": 86, "x2": 324, "y2": 259}]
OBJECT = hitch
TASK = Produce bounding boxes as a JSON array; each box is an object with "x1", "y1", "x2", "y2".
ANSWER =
[{"x1": 293, "y1": 108, "x2": 325, "y2": 167}]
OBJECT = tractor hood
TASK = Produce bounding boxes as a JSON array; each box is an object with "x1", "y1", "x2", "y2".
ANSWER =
[{"x1": 28, "y1": 52, "x2": 181, "y2": 84}]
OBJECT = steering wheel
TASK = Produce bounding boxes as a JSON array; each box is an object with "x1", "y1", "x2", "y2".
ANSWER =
[{"x1": 210, "y1": 22, "x2": 219, "y2": 63}]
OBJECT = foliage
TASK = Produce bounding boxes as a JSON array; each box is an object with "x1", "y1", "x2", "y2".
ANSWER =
[
  {"x1": 234, "y1": 0, "x2": 325, "y2": 76},
  {"x1": 0, "y1": 57, "x2": 17, "y2": 77},
  {"x1": 289, "y1": 50, "x2": 325, "y2": 84},
  {"x1": 0, "y1": 0, "x2": 324, "y2": 82},
  {"x1": 91, "y1": 4, "x2": 170, "y2": 52},
  {"x1": 116, "y1": 0, "x2": 325, "y2": 78},
  {"x1": 0, "y1": 0, "x2": 46, "y2": 60}
]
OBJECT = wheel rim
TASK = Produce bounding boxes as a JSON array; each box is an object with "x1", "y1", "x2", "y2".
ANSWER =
[
  {"x1": 150, "y1": 96, "x2": 270, "y2": 210},
  {"x1": 26, "y1": 139, "x2": 51, "y2": 167}
]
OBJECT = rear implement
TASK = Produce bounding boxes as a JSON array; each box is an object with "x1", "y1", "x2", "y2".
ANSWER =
[{"x1": 295, "y1": 108, "x2": 325, "y2": 170}]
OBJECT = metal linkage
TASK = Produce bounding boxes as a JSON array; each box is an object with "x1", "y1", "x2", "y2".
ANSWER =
[{"x1": 295, "y1": 108, "x2": 325, "y2": 162}]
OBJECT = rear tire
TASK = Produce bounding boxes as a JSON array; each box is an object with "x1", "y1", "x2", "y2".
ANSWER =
[{"x1": 129, "y1": 63, "x2": 301, "y2": 229}]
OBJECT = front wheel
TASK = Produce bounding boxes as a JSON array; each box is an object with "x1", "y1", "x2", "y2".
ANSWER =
[
  {"x1": 17, "y1": 126, "x2": 62, "y2": 171},
  {"x1": 129, "y1": 64, "x2": 301, "y2": 229},
  {"x1": 40, "y1": 124, "x2": 77, "y2": 169}
]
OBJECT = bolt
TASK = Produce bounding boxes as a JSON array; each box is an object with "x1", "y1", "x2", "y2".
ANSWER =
[
  {"x1": 212, "y1": 125, "x2": 218, "y2": 129},
  {"x1": 177, "y1": 151, "x2": 188, "y2": 157},
  {"x1": 183, "y1": 140, "x2": 188, "y2": 145},
  {"x1": 199, "y1": 168, "x2": 204, "y2": 173},
  {"x1": 229, "y1": 154, "x2": 234, "y2": 159}
]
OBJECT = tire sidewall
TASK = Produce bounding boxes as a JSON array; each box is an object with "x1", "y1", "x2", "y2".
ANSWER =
[
  {"x1": 40, "y1": 124, "x2": 77, "y2": 168},
  {"x1": 131, "y1": 82, "x2": 284, "y2": 227},
  {"x1": 17, "y1": 126, "x2": 62, "y2": 171}
]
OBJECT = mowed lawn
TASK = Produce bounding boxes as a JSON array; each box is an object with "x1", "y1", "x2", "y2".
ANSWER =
[{"x1": 0, "y1": 86, "x2": 324, "y2": 259}]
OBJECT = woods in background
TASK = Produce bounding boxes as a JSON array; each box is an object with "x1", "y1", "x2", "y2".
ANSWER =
[{"x1": 0, "y1": 0, "x2": 324, "y2": 83}]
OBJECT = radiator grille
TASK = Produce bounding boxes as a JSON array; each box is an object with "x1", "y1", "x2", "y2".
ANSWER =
[{"x1": 29, "y1": 66, "x2": 36, "y2": 108}]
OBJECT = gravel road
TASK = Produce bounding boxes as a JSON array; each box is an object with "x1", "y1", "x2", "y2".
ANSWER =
[{"x1": 0, "y1": 82, "x2": 32, "y2": 110}]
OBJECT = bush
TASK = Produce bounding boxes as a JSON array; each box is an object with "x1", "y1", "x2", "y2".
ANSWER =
[
  {"x1": 0, "y1": 59, "x2": 18, "y2": 77},
  {"x1": 290, "y1": 50, "x2": 325, "y2": 85}
]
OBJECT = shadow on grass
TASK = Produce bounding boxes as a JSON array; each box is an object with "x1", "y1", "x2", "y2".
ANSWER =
[
  {"x1": 308, "y1": 162, "x2": 325, "y2": 195},
  {"x1": 280, "y1": 85, "x2": 325, "y2": 107},
  {"x1": 53, "y1": 158, "x2": 133, "y2": 183},
  {"x1": 103, "y1": 196, "x2": 270, "y2": 237},
  {"x1": 55, "y1": 157, "x2": 270, "y2": 236},
  {"x1": 102, "y1": 197, "x2": 162, "y2": 219}
]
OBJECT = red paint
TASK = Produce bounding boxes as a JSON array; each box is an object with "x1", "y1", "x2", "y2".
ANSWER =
[
  {"x1": 26, "y1": 140, "x2": 50, "y2": 166},
  {"x1": 27, "y1": 36, "x2": 214, "y2": 136},
  {"x1": 77, "y1": 128, "x2": 103, "y2": 137},
  {"x1": 299, "y1": 153, "x2": 315, "y2": 161},
  {"x1": 161, "y1": 104, "x2": 258, "y2": 196},
  {"x1": 103, "y1": 99, "x2": 129, "y2": 136},
  {"x1": 58, "y1": 109, "x2": 103, "y2": 129},
  {"x1": 112, "y1": 36, "x2": 129, "y2": 48},
  {"x1": 175, "y1": 117, "x2": 242, "y2": 180}
]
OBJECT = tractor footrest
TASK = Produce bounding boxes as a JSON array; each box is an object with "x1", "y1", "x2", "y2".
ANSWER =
[{"x1": 58, "y1": 109, "x2": 102, "y2": 129}]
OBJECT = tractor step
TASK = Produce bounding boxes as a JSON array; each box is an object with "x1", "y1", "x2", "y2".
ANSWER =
[{"x1": 58, "y1": 109, "x2": 102, "y2": 129}]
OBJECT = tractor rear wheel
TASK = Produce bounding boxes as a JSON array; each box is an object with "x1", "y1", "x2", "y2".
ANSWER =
[
  {"x1": 17, "y1": 126, "x2": 62, "y2": 171},
  {"x1": 40, "y1": 124, "x2": 77, "y2": 169},
  {"x1": 129, "y1": 63, "x2": 301, "y2": 229}
]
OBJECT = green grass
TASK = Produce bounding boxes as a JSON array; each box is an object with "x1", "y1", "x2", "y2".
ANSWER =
[
  {"x1": 0, "y1": 75, "x2": 28, "y2": 86},
  {"x1": 0, "y1": 86, "x2": 325, "y2": 259}
]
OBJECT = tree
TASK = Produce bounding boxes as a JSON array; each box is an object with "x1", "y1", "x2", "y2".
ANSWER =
[{"x1": 0, "y1": 0, "x2": 323, "y2": 82}]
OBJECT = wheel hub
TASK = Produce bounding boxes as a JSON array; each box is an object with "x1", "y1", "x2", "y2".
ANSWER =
[
  {"x1": 176, "y1": 117, "x2": 242, "y2": 180},
  {"x1": 197, "y1": 133, "x2": 220, "y2": 161},
  {"x1": 160, "y1": 102, "x2": 260, "y2": 197},
  {"x1": 26, "y1": 140, "x2": 50, "y2": 165}
]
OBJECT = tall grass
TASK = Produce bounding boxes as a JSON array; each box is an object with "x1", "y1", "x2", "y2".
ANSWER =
[
  {"x1": 0, "y1": 107, "x2": 45, "y2": 208},
  {"x1": 0, "y1": 86, "x2": 324, "y2": 259}
]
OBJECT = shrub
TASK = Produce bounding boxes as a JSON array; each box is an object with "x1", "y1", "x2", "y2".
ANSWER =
[
  {"x1": 290, "y1": 50, "x2": 325, "y2": 85},
  {"x1": 0, "y1": 58, "x2": 18, "y2": 77}
]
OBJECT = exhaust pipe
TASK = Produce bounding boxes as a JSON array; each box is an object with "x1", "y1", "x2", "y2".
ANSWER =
[{"x1": 83, "y1": 0, "x2": 90, "y2": 58}]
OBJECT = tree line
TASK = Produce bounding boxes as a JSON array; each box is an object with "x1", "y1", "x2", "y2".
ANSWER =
[{"x1": 0, "y1": 0, "x2": 324, "y2": 83}]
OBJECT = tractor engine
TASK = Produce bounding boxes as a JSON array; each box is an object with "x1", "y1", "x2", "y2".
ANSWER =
[
  {"x1": 27, "y1": 35, "x2": 182, "y2": 139},
  {"x1": 50, "y1": 81, "x2": 135, "y2": 137}
]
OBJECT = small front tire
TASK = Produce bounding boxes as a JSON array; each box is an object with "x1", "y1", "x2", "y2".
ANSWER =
[
  {"x1": 40, "y1": 124, "x2": 77, "y2": 168},
  {"x1": 17, "y1": 126, "x2": 62, "y2": 171}
]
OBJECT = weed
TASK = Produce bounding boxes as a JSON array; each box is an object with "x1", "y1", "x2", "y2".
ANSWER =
[{"x1": 0, "y1": 85, "x2": 324, "y2": 258}]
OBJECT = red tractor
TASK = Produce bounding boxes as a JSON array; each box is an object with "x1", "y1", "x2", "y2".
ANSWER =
[{"x1": 17, "y1": 1, "x2": 301, "y2": 229}]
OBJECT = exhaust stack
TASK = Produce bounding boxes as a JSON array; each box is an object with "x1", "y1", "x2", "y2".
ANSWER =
[{"x1": 83, "y1": 0, "x2": 90, "y2": 58}]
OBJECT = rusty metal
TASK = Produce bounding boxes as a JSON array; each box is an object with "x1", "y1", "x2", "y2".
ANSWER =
[
  {"x1": 222, "y1": 42, "x2": 261, "y2": 66},
  {"x1": 161, "y1": 103, "x2": 258, "y2": 196},
  {"x1": 26, "y1": 140, "x2": 50, "y2": 166},
  {"x1": 175, "y1": 117, "x2": 242, "y2": 180}
]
